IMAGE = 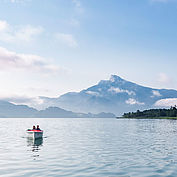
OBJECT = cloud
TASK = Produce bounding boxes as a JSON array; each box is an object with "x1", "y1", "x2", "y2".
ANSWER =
[
  {"x1": 0, "y1": 46, "x2": 60, "y2": 73},
  {"x1": 10, "y1": 0, "x2": 22, "y2": 2},
  {"x1": 86, "y1": 91, "x2": 100, "y2": 97},
  {"x1": 72, "y1": 0, "x2": 84, "y2": 13},
  {"x1": 7, "y1": 0, "x2": 29, "y2": 3},
  {"x1": 0, "y1": 20, "x2": 43, "y2": 43},
  {"x1": 0, "y1": 20, "x2": 9, "y2": 31},
  {"x1": 154, "y1": 98, "x2": 177, "y2": 107},
  {"x1": 56, "y1": 33, "x2": 78, "y2": 48},
  {"x1": 108, "y1": 87, "x2": 136, "y2": 96},
  {"x1": 126, "y1": 98, "x2": 145, "y2": 105},
  {"x1": 14, "y1": 25, "x2": 43, "y2": 42},
  {"x1": 1, "y1": 95, "x2": 44, "y2": 108},
  {"x1": 152, "y1": 90, "x2": 161, "y2": 97},
  {"x1": 72, "y1": 0, "x2": 81, "y2": 8}
]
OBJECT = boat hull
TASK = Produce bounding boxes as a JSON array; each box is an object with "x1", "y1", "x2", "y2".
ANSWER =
[{"x1": 27, "y1": 130, "x2": 43, "y2": 139}]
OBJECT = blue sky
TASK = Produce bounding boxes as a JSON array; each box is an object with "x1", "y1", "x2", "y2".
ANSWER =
[{"x1": 0, "y1": 0, "x2": 177, "y2": 103}]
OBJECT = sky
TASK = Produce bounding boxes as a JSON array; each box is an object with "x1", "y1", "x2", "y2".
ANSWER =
[{"x1": 0, "y1": 0, "x2": 177, "y2": 104}]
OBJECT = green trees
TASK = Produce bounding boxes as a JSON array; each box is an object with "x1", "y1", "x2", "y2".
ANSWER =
[{"x1": 123, "y1": 106, "x2": 177, "y2": 118}]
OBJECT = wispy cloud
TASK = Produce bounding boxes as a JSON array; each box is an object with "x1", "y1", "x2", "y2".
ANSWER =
[
  {"x1": 152, "y1": 90, "x2": 161, "y2": 97},
  {"x1": 72, "y1": 0, "x2": 84, "y2": 13},
  {"x1": 72, "y1": 0, "x2": 81, "y2": 8},
  {"x1": 0, "y1": 20, "x2": 43, "y2": 43},
  {"x1": 86, "y1": 91, "x2": 100, "y2": 97},
  {"x1": 0, "y1": 95, "x2": 44, "y2": 108},
  {"x1": 9, "y1": 0, "x2": 29, "y2": 3},
  {"x1": 0, "y1": 20, "x2": 9, "y2": 31},
  {"x1": 10, "y1": 0, "x2": 21, "y2": 2},
  {"x1": 55, "y1": 33, "x2": 78, "y2": 48},
  {"x1": 126, "y1": 98, "x2": 145, "y2": 105},
  {"x1": 14, "y1": 25, "x2": 43, "y2": 42},
  {"x1": 108, "y1": 87, "x2": 136, "y2": 96},
  {"x1": 155, "y1": 98, "x2": 177, "y2": 107},
  {"x1": 0, "y1": 46, "x2": 60, "y2": 73}
]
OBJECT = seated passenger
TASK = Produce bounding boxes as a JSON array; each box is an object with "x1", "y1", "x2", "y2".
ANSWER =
[
  {"x1": 32, "y1": 125, "x2": 36, "y2": 130},
  {"x1": 36, "y1": 125, "x2": 41, "y2": 130}
]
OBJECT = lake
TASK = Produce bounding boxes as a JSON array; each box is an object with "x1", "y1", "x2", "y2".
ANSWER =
[{"x1": 0, "y1": 118, "x2": 177, "y2": 177}]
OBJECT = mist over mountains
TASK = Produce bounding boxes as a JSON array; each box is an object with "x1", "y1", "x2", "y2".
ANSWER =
[
  {"x1": 0, "y1": 100, "x2": 115, "y2": 118},
  {"x1": 39, "y1": 75, "x2": 177, "y2": 116}
]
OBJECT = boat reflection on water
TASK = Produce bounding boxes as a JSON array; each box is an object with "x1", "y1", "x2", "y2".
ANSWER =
[
  {"x1": 27, "y1": 137, "x2": 43, "y2": 159},
  {"x1": 27, "y1": 137, "x2": 43, "y2": 147}
]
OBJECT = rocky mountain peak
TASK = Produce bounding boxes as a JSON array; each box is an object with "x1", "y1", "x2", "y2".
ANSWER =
[
  {"x1": 98, "y1": 75, "x2": 125, "y2": 85},
  {"x1": 109, "y1": 75, "x2": 124, "y2": 82}
]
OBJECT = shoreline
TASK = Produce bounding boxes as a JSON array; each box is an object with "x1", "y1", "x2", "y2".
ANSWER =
[{"x1": 116, "y1": 117, "x2": 177, "y2": 120}]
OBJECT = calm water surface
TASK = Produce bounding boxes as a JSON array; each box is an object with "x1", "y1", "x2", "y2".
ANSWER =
[{"x1": 0, "y1": 118, "x2": 177, "y2": 177}]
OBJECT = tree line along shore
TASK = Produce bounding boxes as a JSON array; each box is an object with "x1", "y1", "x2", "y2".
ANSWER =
[{"x1": 121, "y1": 106, "x2": 177, "y2": 119}]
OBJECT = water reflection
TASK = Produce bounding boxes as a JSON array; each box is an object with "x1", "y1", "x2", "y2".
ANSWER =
[
  {"x1": 27, "y1": 137, "x2": 43, "y2": 147},
  {"x1": 27, "y1": 138, "x2": 43, "y2": 159}
]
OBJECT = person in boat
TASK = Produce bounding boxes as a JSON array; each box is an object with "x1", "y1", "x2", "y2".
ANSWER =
[
  {"x1": 32, "y1": 125, "x2": 36, "y2": 130},
  {"x1": 36, "y1": 125, "x2": 41, "y2": 130}
]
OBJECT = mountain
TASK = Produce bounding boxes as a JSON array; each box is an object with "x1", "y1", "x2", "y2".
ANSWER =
[
  {"x1": 0, "y1": 100, "x2": 115, "y2": 118},
  {"x1": 39, "y1": 75, "x2": 177, "y2": 116},
  {"x1": 35, "y1": 107, "x2": 115, "y2": 118},
  {"x1": 0, "y1": 100, "x2": 38, "y2": 118}
]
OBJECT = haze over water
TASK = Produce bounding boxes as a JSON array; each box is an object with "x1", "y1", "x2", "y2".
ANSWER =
[{"x1": 0, "y1": 118, "x2": 177, "y2": 177}]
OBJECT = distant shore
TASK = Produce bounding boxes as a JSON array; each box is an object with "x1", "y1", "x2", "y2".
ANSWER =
[{"x1": 117, "y1": 117, "x2": 177, "y2": 120}]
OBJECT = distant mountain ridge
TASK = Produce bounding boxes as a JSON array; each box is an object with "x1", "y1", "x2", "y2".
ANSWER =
[
  {"x1": 0, "y1": 100, "x2": 115, "y2": 118},
  {"x1": 1, "y1": 75, "x2": 177, "y2": 117},
  {"x1": 40, "y1": 75, "x2": 177, "y2": 115}
]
